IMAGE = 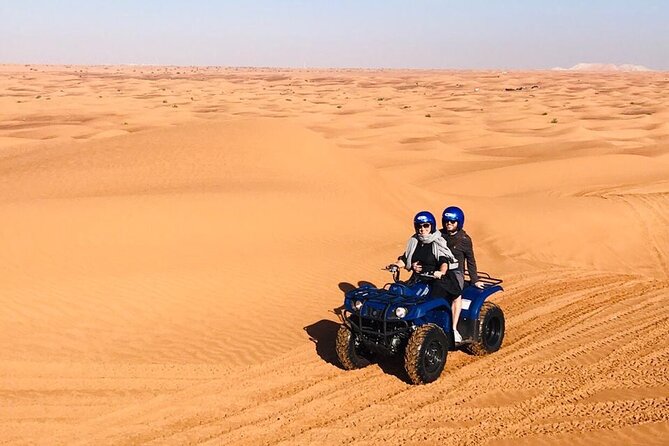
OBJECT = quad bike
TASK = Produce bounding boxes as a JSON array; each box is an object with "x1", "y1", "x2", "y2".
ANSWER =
[{"x1": 336, "y1": 267, "x2": 505, "y2": 384}]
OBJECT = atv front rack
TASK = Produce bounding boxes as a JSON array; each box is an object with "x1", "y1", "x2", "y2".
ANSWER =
[{"x1": 342, "y1": 302, "x2": 410, "y2": 353}]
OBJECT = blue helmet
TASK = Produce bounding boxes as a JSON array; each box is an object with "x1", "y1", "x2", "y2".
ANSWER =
[
  {"x1": 442, "y1": 206, "x2": 465, "y2": 230},
  {"x1": 414, "y1": 211, "x2": 437, "y2": 233}
]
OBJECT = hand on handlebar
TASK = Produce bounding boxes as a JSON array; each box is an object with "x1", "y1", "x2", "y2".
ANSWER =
[
  {"x1": 433, "y1": 271, "x2": 444, "y2": 279},
  {"x1": 411, "y1": 262, "x2": 423, "y2": 273}
]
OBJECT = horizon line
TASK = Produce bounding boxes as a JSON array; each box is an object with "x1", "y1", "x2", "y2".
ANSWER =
[{"x1": 1, "y1": 62, "x2": 663, "y2": 73}]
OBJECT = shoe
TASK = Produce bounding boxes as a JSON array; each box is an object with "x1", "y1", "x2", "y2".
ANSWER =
[{"x1": 454, "y1": 330, "x2": 462, "y2": 343}]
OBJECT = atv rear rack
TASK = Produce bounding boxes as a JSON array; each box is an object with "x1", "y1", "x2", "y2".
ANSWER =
[{"x1": 467, "y1": 271, "x2": 503, "y2": 287}]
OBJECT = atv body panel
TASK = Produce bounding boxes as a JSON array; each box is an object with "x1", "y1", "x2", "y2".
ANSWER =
[{"x1": 457, "y1": 283, "x2": 504, "y2": 342}]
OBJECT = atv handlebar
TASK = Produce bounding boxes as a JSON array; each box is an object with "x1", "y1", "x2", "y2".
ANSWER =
[
  {"x1": 384, "y1": 264, "x2": 399, "y2": 273},
  {"x1": 383, "y1": 264, "x2": 401, "y2": 283},
  {"x1": 383, "y1": 266, "x2": 435, "y2": 283}
]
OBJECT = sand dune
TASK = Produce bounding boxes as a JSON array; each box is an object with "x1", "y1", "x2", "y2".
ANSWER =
[
  {"x1": 1, "y1": 65, "x2": 668, "y2": 445},
  {"x1": 555, "y1": 63, "x2": 653, "y2": 72}
]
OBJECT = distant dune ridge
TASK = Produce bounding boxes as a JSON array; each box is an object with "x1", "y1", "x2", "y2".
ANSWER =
[
  {"x1": 553, "y1": 62, "x2": 653, "y2": 71},
  {"x1": 0, "y1": 65, "x2": 668, "y2": 445}
]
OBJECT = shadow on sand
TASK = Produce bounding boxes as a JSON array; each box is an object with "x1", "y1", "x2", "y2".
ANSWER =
[
  {"x1": 304, "y1": 318, "x2": 343, "y2": 368},
  {"x1": 303, "y1": 280, "x2": 411, "y2": 382},
  {"x1": 302, "y1": 283, "x2": 362, "y2": 369}
]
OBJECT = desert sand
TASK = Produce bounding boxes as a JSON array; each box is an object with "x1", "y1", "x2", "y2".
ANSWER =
[{"x1": 1, "y1": 64, "x2": 668, "y2": 445}]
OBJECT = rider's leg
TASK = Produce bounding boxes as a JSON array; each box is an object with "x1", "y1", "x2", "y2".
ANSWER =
[
  {"x1": 452, "y1": 295, "x2": 462, "y2": 341},
  {"x1": 452, "y1": 296, "x2": 462, "y2": 328}
]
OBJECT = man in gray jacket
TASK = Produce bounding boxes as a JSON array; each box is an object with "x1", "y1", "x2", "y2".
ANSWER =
[{"x1": 440, "y1": 206, "x2": 484, "y2": 343}]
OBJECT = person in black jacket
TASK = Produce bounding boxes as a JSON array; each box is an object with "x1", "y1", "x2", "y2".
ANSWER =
[
  {"x1": 389, "y1": 211, "x2": 455, "y2": 281},
  {"x1": 440, "y1": 206, "x2": 484, "y2": 343}
]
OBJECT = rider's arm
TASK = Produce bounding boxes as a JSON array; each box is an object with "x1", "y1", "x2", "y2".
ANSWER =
[
  {"x1": 433, "y1": 258, "x2": 448, "y2": 278},
  {"x1": 463, "y1": 235, "x2": 483, "y2": 287}
]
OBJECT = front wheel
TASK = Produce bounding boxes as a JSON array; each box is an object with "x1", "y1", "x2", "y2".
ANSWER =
[
  {"x1": 404, "y1": 324, "x2": 448, "y2": 384},
  {"x1": 466, "y1": 302, "x2": 505, "y2": 356},
  {"x1": 335, "y1": 325, "x2": 371, "y2": 370}
]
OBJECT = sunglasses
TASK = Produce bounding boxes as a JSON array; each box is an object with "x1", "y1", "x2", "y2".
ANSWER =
[
  {"x1": 445, "y1": 220, "x2": 458, "y2": 224},
  {"x1": 415, "y1": 223, "x2": 431, "y2": 229}
]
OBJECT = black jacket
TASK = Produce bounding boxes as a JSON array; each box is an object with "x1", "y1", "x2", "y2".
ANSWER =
[
  {"x1": 441, "y1": 229, "x2": 478, "y2": 283},
  {"x1": 398, "y1": 241, "x2": 448, "y2": 273}
]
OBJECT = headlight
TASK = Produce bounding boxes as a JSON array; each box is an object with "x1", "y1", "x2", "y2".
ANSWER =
[
  {"x1": 354, "y1": 300, "x2": 363, "y2": 311},
  {"x1": 395, "y1": 307, "x2": 408, "y2": 318}
]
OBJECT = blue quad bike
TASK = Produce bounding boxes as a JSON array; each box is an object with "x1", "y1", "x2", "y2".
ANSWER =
[{"x1": 336, "y1": 267, "x2": 505, "y2": 384}]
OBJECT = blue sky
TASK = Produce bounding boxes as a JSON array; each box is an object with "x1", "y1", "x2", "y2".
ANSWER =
[{"x1": 1, "y1": 0, "x2": 667, "y2": 69}]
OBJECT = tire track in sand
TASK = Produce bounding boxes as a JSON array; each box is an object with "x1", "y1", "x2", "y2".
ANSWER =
[
  {"x1": 613, "y1": 192, "x2": 669, "y2": 277},
  {"x1": 44, "y1": 272, "x2": 669, "y2": 445}
]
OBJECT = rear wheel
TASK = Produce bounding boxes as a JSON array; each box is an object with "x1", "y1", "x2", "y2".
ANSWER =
[
  {"x1": 335, "y1": 325, "x2": 371, "y2": 369},
  {"x1": 404, "y1": 324, "x2": 448, "y2": 384},
  {"x1": 466, "y1": 302, "x2": 505, "y2": 355}
]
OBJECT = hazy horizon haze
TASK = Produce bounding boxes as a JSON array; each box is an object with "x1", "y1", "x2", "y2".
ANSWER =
[{"x1": 1, "y1": 0, "x2": 668, "y2": 70}]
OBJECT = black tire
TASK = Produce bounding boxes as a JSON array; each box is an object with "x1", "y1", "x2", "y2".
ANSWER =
[
  {"x1": 466, "y1": 302, "x2": 505, "y2": 356},
  {"x1": 335, "y1": 325, "x2": 371, "y2": 370},
  {"x1": 404, "y1": 324, "x2": 448, "y2": 385}
]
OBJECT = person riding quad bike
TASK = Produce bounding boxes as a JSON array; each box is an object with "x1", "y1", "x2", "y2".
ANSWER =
[
  {"x1": 336, "y1": 211, "x2": 506, "y2": 384},
  {"x1": 440, "y1": 206, "x2": 483, "y2": 343},
  {"x1": 390, "y1": 210, "x2": 456, "y2": 276},
  {"x1": 388, "y1": 211, "x2": 462, "y2": 327}
]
